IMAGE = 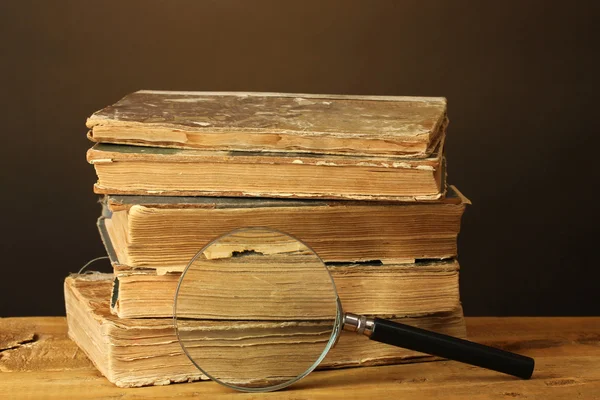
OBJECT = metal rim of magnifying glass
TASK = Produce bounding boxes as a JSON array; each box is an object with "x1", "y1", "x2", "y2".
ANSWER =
[{"x1": 173, "y1": 226, "x2": 345, "y2": 393}]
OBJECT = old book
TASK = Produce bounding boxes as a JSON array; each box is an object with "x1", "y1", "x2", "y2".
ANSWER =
[
  {"x1": 100, "y1": 213, "x2": 462, "y2": 319},
  {"x1": 86, "y1": 91, "x2": 448, "y2": 158},
  {"x1": 65, "y1": 274, "x2": 467, "y2": 388},
  {"x1": 99, "y1": 185, "x2": 469, "y2": 272},
  {"x1": 112, "y1": 259, "x2": 462, "y2": 320},
  {"x1": 87, "y1": 141, "x2": 446, "y2": 201}
]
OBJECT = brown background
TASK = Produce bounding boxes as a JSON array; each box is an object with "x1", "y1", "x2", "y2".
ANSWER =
[{"x1": 1, "y1": 1, "x2": 597, "y2": 316}]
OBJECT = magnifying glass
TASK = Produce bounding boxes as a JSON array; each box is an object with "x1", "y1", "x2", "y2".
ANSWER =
[{"x1": 173, "y1": 227, "x2": 534, "y2": 392}]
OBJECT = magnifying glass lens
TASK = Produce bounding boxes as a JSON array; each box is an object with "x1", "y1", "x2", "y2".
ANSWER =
[{"x1": 174, "y1": 228, "x2": 340, "y2": 391}]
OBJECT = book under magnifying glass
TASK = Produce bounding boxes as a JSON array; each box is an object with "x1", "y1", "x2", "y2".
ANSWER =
[{"x1": 173, "y1": 227, "x2": 534, "y2": 392}]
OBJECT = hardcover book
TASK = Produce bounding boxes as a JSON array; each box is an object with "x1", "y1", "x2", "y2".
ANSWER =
[
  {"x1": 99, "y1": 185, "x2": 468, "y2": 272},
  {"x1": 99, "y1": 213, "x2": 462, "y2": 319},
  {"x1": 87, "y1": 91, "x2": 448, "y2": 158},
  {"x1": 65, "y1": 274, "x2": 466, "y2": 388},
  {"x1": 87, "y1": 142, "x2": 447, "y2": 201}
]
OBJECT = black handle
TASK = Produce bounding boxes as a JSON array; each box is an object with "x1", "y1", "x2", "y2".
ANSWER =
[{"x1": 370, "y1": 318, "x2": 534, "y2": 379}]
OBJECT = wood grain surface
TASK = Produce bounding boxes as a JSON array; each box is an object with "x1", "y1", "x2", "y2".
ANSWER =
[{"x1": 1, "y1": 317, "x2": 598, "y2": 399}]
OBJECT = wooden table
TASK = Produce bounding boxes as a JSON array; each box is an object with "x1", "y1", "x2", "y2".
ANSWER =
[{"x1": 1, "y1": 317, "x2": 598, "y2": 399}]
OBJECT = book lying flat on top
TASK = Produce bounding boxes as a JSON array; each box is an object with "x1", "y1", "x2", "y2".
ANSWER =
[
  {"x1": 86, "y1": 91, "x2": 448, "y2": 158},
  {"x1": 99, "y1": 185, "x2": 468, "y2": 272},
  {"x1": 65, "y1": 274, "x2": 466, "y2": 388},
  {"x1": 87, "y1": 141, "x2": 446, "y2": 201}
]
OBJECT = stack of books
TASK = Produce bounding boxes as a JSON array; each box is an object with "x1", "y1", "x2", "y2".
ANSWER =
[{"x1": 66, "y1": 91, "x2": 470, "y2": 388}]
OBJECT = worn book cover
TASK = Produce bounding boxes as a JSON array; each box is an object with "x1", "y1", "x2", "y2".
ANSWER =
[{"x1": 87, "y1": 91, "x2": 448, "y2": 157}]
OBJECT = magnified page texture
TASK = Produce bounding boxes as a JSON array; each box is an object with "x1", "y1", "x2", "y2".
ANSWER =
[{"x1": 174, "y1": 228, "x2": 340, "y2": 390}]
